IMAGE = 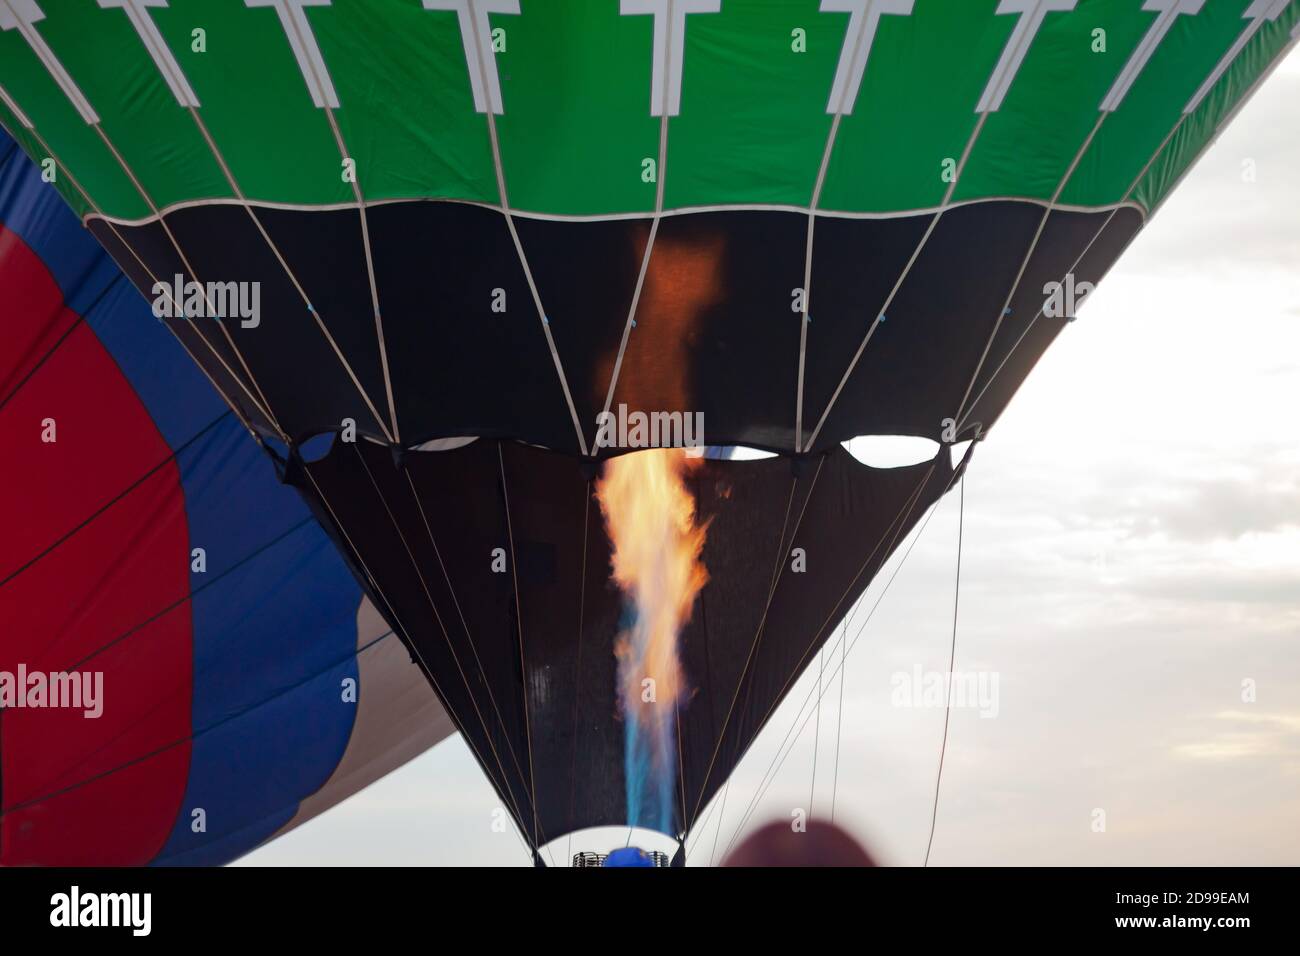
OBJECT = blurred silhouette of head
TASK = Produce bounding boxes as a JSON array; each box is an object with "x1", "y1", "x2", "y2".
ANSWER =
[{"x1": 722, "y1": 819, "x2": 877, "y2": 867}]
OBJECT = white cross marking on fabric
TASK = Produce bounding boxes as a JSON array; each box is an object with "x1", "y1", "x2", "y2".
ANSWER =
[
  {"x1": 0, "y1": 0, "x2": 99, "y2": 124},
  {"x1": 423, "y1": 0, "x2": 519, "y2": 115},
  {"x1": 98, "y1": 0, "x2": 200, "y2": 108},
  {"x1": 245, "y1": 0, "x2": 339, "y2": 109},
  {"x1": 821, "y1": 0, "x2": 914, "y2": 115},
  {"x1": 1100, "y1": 0, "x2": 1205, "y2": 112},
  {"x1": 976, "y1": 0, "x2": 1077, "y2": 114},
  {"x1": 620, "y1": 0, "x2": 722, "y2": 117},
  {"x1": 1185, "y1": 0, "x2": 1290, "y2": 114}
]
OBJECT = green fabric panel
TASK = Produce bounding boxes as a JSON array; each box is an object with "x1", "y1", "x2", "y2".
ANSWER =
[
  {"x1": 818, "y1": 0, "x2": 1010, "y2": 213},
  {"x1": 1135, "y1": 4, "x2": 1299, "y2": 212},
  {"x1": 0, "y1": 30, "x2": 148, "y2": 220},
  {"x1": 34, "y1": 2, "x2": 230, "y2": 213},
  {"x1": 314, "y1": 2, "x2": 498, "y2": 205},
  {"x1": 1061, "y1": 0, "x2": 1256, "y2": 208},
  {"x1": 151, "y1": 0, "x2": 350, "y2": 206},
  {"x1": 0, "y1": 1, "x2": 1295, "y2": 220},
  {"x1": 494, "y1": 0, "x2": 659, "y2": 215},
  {"x1": 954, "y1": 0, "x2": 1149, "y2": 204},
  {"x1": 665, "y1": 0, "x2": 838, "y2": 210}
]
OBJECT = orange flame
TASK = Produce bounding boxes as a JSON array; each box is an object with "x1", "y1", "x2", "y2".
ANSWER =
[
  {"x1": 596, "y1": 448, "x2": 709, "y2": 780},
  {"x1": 596, "y1": 229, "x2": 725, "y2": 414}
]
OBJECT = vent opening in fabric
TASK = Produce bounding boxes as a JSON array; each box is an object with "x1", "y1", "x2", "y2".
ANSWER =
[
  {"x1": 842, "y1": 435, "x2": 940, "y2": 469},
  {"x1": 704, "y1": 445, "x2": 779, "y2": 460},
  {"x1": 299, "y1": 431, "x2": 336, "y2": 463}
]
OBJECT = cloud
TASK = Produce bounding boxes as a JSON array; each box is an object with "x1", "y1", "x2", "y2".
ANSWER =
[
  {"x1": 1140, "y1": 477, "x2": 1300, "y2": 542},
  {"x1": 1214, "y1": 710, "x2": 1300, "y2": 732},
  {"x1": 1175, "y1": 710, "x2": 1300, "y2": 761},
  {"x1": 1133, "y1": 570, "x2": 1300, "y2": 608}
]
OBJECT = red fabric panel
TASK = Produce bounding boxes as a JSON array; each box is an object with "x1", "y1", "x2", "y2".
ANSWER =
[{"x1": 0, "y1": 225, "x2": 192, "y2": 865}]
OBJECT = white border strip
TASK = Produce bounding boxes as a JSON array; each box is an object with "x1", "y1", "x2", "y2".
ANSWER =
[{"x1": 82, "y1": 193, "x2": 1149, "y2": 229}]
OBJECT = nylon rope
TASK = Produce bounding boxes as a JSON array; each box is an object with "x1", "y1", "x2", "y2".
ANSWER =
[
  {"x1": 299, "y1": 461, "x2": 538, "y2": 865},
  {"x1": 712, "y1": 466, "x2": 943, "y2": 858},
  {"x1": 355, "y1": 444, "x2": 536, "y2": 853},
  {"x1": 924, "y1": 473, "x2": 964, "y2": 867},
  {"x1": 400, "y1": 465, "x2": 532, "y2": 805},
  {"x1": 497, "y1": 442, "x2": 547, "y2": 860},
  {"x1": 686, "y1": 464, "x2": 819, "y2": 832},
  {"x1": 565, "y1": 479, "x2": 592, "y2": 867}
]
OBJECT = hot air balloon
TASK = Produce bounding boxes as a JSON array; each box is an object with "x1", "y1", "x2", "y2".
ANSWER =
[
  {"x1": 0, "y1": 126, "x2": 453, "y2": 866},
  {"x1": 1, "y1": 0, "x2": 1294, "y2": 864}
]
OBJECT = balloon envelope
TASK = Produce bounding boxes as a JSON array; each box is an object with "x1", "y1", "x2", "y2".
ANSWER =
[
  {"x1": 1, "y1": 1, "x2": 1294, "y2": 856},
  {"x1": 0, "y1": 128, "x2": 453, "y2": 866}
]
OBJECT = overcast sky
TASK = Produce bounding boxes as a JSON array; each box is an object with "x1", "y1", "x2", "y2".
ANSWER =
[{"x1": 241, "y1": 46, "x2": 1300, "y2": 867}]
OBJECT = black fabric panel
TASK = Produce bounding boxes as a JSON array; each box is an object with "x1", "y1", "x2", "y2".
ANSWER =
[
  {"x1": 370, "y1": 203, "x2": 579, "y2": 450},
  {"x1": 686, "y1": 453, "x2": 953, "y2": 822},
  {"x1": 494, "y1": 443, "x2": 623, "y2": 838},
  {"x1": 96, "y1": 200, "x2": 1139, "y2": 456},
  {"x1": 810, "y1": 201, "x2": 1045, "y2": 446},
  {"x1": 398, "y1": 439, "x2": 543, "y2": 838},
  {"x1": 87, "y1": 218, "x2": 276, "y2": 437},
  {"x1": 160, "y1": 205, "x2": 387, "y2": 440},
  {"x1": 613, "y1": 211, "x2": 807, "y2": 453},
  {"x1": 292, "y1": 438, "x2": 955, "y2": 845},
  {"x1": 962, "y1": 206, "x2": 1144, "y2": 434},
  {"x1": 285, "y1": 446, "x2": 544, "y2": 848},
  {"x1": 97, "y1": 208, "x2": 386, "y2": 440},
  {"x1": 302, "y1": 439, "x2": 539, "y2": 837},
  {"x1": 512, "y1": 216, "x2": 649, "y2": 450},
  {"x1": 254, "y1": 206, "x2": 393, "y2": 430},
  {"x1": 801, "y1": 213, "x2": 936, "y2": 442},
  {"x1": 677, "y1": 456, "x2": 819, "y2": 806}
]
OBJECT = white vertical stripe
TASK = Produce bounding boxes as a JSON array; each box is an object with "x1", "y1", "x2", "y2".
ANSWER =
[
  {"x1": 621, "y1": 0, "x2": 720, "y2": 117},
  {"x1": 821, "y1": 0, "x2": 914, "y2": 115},
  {"x1": 0, "y1": 0, "x2": 100, "y2": 124},
  {"x1": 1184, "y1": 0, "x2": 1290, "y2": 113},
  {"x1": 1100, "y1": 0, "x2": 1205, "y2": 113},
  {"x1": 98, "y1": 0, "x2": 200, "y2": 108},
  {"x1": 423, "y1": 0, "x2": 519, "y2": 115},
  {"x1": 245, "y1": 0, "x2": 339, "y2": 109},
  {"x1": 976, "y1": 0, "x2": 1077, "y2": 114}
]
